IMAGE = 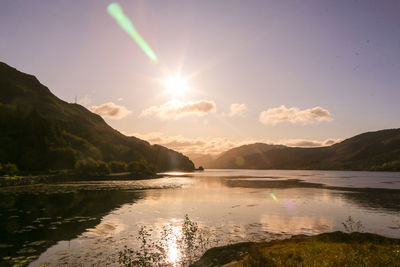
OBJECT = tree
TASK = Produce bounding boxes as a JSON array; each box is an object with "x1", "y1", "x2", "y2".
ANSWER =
[
  {"x1": 75, "y1": 158, "x2": 110, "y2": 177},
  {"x1": 127, "y1": 161, "x2": 156, "y2": 175},
  {"x1": 109, "y1": 161, "x2": 127, "y2": 173},
  {"x1": 127, "y1": 161, "x2": 139, "y2": 173},
  {"x1": 97, "y1": 161, "x2": 111, "y2": 174},
  {"x1": 47, "y1": 147, "x2": 77, "y2": 170}
]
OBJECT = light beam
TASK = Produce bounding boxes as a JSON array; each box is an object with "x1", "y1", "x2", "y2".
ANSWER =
[{"x1": 107, "y1": 2, "x2": 158, "y2": 63}]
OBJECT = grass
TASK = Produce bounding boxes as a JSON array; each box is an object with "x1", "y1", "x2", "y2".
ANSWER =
[
  {"x1": 0, "y1": 175, "x2": 20, "y2": 180},
  {"x1": 230, "y1": 232, "x2": 400, "y2": 267},
  {"x1": 192, "y1": 216, "x2": 400, "y2": 267}
]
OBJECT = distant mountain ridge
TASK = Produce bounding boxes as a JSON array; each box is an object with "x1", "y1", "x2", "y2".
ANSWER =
[
  {"x1": 207, "y1": 129, "x2": 400, "y2": 171},
  {"x1": 0, "y1": 62, "x2": 194, "y2": 172}
]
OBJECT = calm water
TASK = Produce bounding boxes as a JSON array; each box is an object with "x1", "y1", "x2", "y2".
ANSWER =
[{"x1": 1, "y1": 169, "x2": 400, "y2": 266}]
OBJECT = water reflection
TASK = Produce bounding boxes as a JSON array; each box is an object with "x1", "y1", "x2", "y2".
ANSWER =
[
  {"x1": 88, "y1": 219, "x2": 126, "y2": 237},
  {"x1": 336, "y1": 189, "x2": 400, "y2": 213},
  {"x1": 1, "y1": 170, "x2": 399, "y2": 266},
  {"x1": 0, "y1": 187, "x2": 144, "y2": 266},
  {"x1": 259, "y1": 215, "x2": 334, "y2": 235},
  {"x1": 166, "y1": 224, "x2": 180, "y2": 264}
]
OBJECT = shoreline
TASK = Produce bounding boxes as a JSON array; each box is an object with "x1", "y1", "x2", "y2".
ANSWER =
[
  {"x1": 191, "y1": 231, "x2": 400, "y2": 267},
  {"x1": 0, "y1": 172, "x2": 161, "y2": 187},
  {"x1": 0, "y1": 168, "x2": 200, "y2": 187},
  {"x1": 2, "y1": 168, "x2": 400, "y2": 188}
]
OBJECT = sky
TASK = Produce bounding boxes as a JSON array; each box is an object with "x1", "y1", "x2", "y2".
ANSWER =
[{"x1": 1, "y1": 0, "x2": 400, "y2": 156}]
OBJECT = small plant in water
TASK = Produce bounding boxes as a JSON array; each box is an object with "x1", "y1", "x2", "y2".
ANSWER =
[
  {"x1": 342, "y1": 216, "x2": 364, "y2": 233},
  {"x1": 118, "y1": 214, "x2": 214, "y2": 266},
  {"x1": 119, "y1": 226, "x2": 165, "y2": 267}
]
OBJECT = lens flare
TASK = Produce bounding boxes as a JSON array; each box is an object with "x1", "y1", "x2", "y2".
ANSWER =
[
  {"x1": 270, "y1": 193, "x2": 278, "y2": 201},
  {"x1": 107, "y1": 2, "x2": 158, "y2": 63}
]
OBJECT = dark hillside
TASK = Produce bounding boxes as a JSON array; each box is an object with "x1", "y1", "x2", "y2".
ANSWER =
[
  {"x1": 0, "y1": 62, "x2": 194, "y2": 172},
  {"x1": 208, "y1": 129, "x2": 400, "y2": 171}
]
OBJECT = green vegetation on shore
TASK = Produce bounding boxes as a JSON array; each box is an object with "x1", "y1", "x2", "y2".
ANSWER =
[
  {"x1": 371, "y1": 159, "x2": 400, "y2": 172},
  {"x1": 193, "y1": 232, "x2": 400, "y2": 267},
  {"x1": 0, "y1": 158, "x2": 162, "y2": 187},
  {"x1": 0, "y1": 162, "x2": 19, "y2": 176},
  {"x1": 74, "y1": 158, "x2": 155, "y2": 177}
]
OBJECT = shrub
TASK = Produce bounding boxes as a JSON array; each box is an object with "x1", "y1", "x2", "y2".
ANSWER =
[
  {"x1": 0, "y1": 163, "x2": 19, "y2": 176},
  {"x1": 118, "y1": 215, "x2": 213, "y2": 266},
  {"x1": 342, "y1": 216, "x2": 364, "y2": 233}
]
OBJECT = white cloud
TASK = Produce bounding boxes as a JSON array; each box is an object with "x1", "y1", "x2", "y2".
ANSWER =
[
  {"x1": 140, "y1": 100, "x2": 216, "y2": 120},
  {"x1": 127, "y1": 132, "x2": 342, "y2": 156},
  {"x1": 259, "y1": 105, "x2": 333, "y2": 125},
  {"x1": 229, "y1": 103, "x2": 247, "y2": 117},
  {"x1": 89, "y1": 102, "x2": 132, "y2": 119}
]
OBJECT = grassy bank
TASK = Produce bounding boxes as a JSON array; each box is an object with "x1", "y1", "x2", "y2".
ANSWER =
[{"x1": 192, "y1": 232, "x2": 400, "y2": 267}]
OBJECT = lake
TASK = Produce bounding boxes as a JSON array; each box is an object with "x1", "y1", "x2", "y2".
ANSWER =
[{"x1": 1, "y1": 169, "x2": 400, "y2": 266}]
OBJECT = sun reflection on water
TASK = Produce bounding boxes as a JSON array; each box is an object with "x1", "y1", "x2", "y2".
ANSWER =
[
  {"x1": 157, "y1": 219, "x2": 184, "y2": 266},
  {"x1": 166, "y1": 225, "x2": 181, "y2": 264}
]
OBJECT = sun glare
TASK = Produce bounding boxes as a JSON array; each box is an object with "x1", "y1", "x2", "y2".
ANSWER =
[
  {"x1": 165, "y1": 76, "x2": 189, "y2": 98},
  {"x1": 166, "y1": 225, "x2": 181, "y2": 264}
]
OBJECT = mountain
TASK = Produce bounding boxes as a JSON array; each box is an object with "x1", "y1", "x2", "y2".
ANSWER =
[
  {"x1": 188, "y1": 144, "x2": 286, "y2": 168},
  {"x1": 207, "y1": 129, "x2": 400, "y2": 171},
  {"x1": 0, "y1": 62, "x2": 194, "y2": 172}
]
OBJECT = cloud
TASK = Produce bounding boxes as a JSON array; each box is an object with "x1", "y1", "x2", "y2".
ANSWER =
[
  {"x1": 128, "y1": 132, "x2": 237, "y2": 155},
  {"x1": 127, "y1": 132, "x2": 342, "y2": 156},
  {"x1": 283, "y1": 138, "x2": 342, "y2": 147},
  {"x1": 140, "y1": 100, "x2": 216, "y2": 120},
  {"x1": 229, "y1": 103, "x2": 247, "y2": 117},
  {"x1": 322, "y1": 138, "x2": 340, "y2": 146},
  {"x1": 89, "y1": 102, "x2": 132, "y2": 119},
  {"x1": 259, "y1": 105, "x2": 333, "y2": 125}
]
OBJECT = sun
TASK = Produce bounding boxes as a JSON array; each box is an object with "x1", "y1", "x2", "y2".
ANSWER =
[{"x1": 164, "y1": 75, "x2": 189, "y2": 98}]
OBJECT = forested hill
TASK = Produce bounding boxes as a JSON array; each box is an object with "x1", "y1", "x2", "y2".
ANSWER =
[
  {"x1": 0, "y1": 62, "x2": 194, "y2": 173},
  {"x1": 207, "y1": 129, "x2": 400, "y2": 171}
]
